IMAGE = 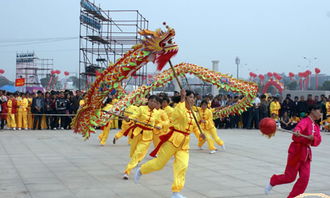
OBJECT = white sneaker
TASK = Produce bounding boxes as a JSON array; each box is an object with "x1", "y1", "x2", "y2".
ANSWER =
[
  {"x1": 172, "y1": 192, "x2": 186, "y2": 198},
  {"x1": 24, "y1": 128, "x2": 28, "y2": 130},
  {"x1": 209, "y1": 150, "x2": 217, "y2": 154},
  {"x1": 221, "y1": 144, "x2": 226, "y2": 151},
  {"x1": 123, "y1": 174, "x2": 129, "y2": 180},
  {"x1": 264, "y1": 183, "x2": 273, "y2": 195},
  {"x1": 12, "y1": 128, "x2": 16, "y2": 130},
  {"x1": 134, "y1": 168, "x2": 142, "y2": 184},
  {"x1": 18, "y1": 128, "x2": 21, "y2": 130}
]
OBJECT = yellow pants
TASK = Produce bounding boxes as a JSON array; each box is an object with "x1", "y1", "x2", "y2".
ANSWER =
[
  {"x1": 111, "y1": 119, "x2": 118, "y2": 129},
  {"x1": 17, "y1": 111, "x2": 28, "y2": 129},
  {"x1": 6, "y1": 113, "x2": 16, "y2": 128},
  {"x1": 124, "y1": 134, "x2": 151, "y2": 175},
  {"x1": 198, "y1": 128, "x2": 224, "y2": 150},
  {"x1": 27, "y1": 109, "x2": 33, "y2": 129},
  {"x1": 115, "y1": 121, "x2": 132, "y2": 144},
  {"x1": 98, "y1": 122, "x2": 111, "y2": 145},
  {"x1": 153, "y1": 133, "x2": 161, "y2": 148},
  {"x1": 41, "y1": 115, "x2": 47, "y2": 129},
  {"x1": 140, "y1": 141, "x2": 189, "y2": 192}
]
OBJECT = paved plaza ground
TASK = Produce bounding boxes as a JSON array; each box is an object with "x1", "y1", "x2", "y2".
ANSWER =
[{"x1": 0, "y1": 129, "x2": 329, "y2": 198}]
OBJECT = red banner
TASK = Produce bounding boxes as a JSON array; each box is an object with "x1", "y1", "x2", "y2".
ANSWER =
[{"x1": 15, "y1": 78, "x2": 25, "y2": 87}]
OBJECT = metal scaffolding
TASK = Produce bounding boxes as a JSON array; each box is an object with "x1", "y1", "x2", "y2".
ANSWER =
[
  {"x1": 79, "y1": 0, "x2": 149, "y2": 90},
  {"x1": 15, "y1": 52, "x2": 53, "y2": 92}
]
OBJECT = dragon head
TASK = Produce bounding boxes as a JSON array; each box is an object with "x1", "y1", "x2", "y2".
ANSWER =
[{"x1": 139, "y1": 23, "x2": 178, "y2": 71}]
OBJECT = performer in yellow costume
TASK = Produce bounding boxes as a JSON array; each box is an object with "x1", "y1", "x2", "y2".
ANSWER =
[
  {"x1": 122, "y1": 95, "x2": 161, "y2": 180},
  {"x1": 6, "y1": 93, "x2": 17, "y2": 130},
  {"x1": 98, "y1": 98, "x2": 113, "y2": 145},
  {"x1": 270, "y1": 97, "x2": 281, "y2": 119},
  {"x1": 27, "y1": 93, "x2": 33, "y2": 129},
  {"x1": 17, "y1": 93, "x2": 29, "y2": 130},
  {"x1": 153, "y1": 98, "x2": 170, "y2": 148},
  {"x1": 135, "y1": 89, "x2": 204, "y2": 198},
  {"x1": 197, "y1": 100, "x2": 225, "y2": 154},
  {"x1": 162, "y1": 97, "x2": 173, "y2": 118},
  {"x1": 112, "y1": 105, "x2": 138, "y2": 144}
]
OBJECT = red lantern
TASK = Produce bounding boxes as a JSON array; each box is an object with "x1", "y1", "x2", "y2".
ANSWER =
[
  {"x1": 64, "y1": 71, "x2": 70, "y2": 76},
  {"x1": 259, "y1": 118, "x2": 277, "y2": 138},
  {"x1": 55, "y1": 70, "x2": 61, "y2": 74},
  {"x1": 0, "y1": 69, "x2": 5, "y2": 74},
  {"x1": 51, "y1": 70, "x2": 56, "y2": 75}
]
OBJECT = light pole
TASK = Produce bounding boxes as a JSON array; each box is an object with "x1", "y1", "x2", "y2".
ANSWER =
[{"x1": 235, "y1": 56, "x2": 240, "y2": 79}]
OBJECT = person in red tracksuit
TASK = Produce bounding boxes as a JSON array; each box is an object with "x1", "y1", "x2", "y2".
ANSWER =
[{"x1": 265, "y1": 104, "x2": 322, "y2": 198}]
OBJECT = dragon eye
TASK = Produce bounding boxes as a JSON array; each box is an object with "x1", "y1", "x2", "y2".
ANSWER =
[
  {"x1": 168, "y1": 39, "x2": 172, "y2": 44},
  {"x1": 160, "y1": 43, "x2": 166, "y2": 47}
]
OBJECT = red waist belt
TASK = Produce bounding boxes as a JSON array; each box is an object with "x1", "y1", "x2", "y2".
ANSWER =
[
  {"x1": 123, "y1": 123, "x2": 153, "y2": 138},
  {"x1": 149, "y1": 127, "x2": 190, "y2": 157}
]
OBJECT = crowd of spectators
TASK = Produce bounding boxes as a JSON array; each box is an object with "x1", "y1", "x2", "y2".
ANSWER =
[
  {"x1": 0, "y1": 90, "x2": 84, "y2": 130},
  {"x1": 1, "y1": 89, "x2": 330, "y2": 132}
]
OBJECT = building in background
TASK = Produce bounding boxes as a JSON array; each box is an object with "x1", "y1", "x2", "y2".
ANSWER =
[{"x1": 15, "y1": 52, "x2": 53, "y2": 93}]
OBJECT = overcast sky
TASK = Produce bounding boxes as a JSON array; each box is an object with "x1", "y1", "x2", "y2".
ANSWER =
[{"x1": 0, "y1": 0, "x2": 330, "y2": 81}]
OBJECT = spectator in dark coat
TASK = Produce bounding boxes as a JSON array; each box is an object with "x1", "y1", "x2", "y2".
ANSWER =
[{"x1": 32, "y1": 91, "x2": 45, "y2": 130}]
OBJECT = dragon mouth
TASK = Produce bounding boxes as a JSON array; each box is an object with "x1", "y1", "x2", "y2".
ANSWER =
[{"x1": 155, "y1": 48, "x2": 178, "y2": 71}]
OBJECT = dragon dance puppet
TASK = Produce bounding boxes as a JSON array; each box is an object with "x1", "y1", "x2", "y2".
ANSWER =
[{"x1": 71, "y1": 24, "x2": 258, "y2": 198}]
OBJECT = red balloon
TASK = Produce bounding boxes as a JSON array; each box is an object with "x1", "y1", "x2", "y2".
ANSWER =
[
  {"x1": 0, "y1": 69, "x2": 5, "y2": 74},
  {"x1": 55, "y1": 70, "x2": 61, "y2": 74},
  {"x1": 315, "y1": 68, "x2": 321, "y2": 74},
  {"x1": 276, "y1": 75, "x2": 282, "y2": 80},
  {"x1": 289, "y1": 72, "x2": 295, "y2": 77},
  {"x1": 51, "y1": 70, "x2": 56, "y2": 74},
  {"x1": 267, "y1": 72, "x2": 273, "y2": 77},
  {"x1": 64, "y1": 71, "x2": 70, "y2": 76},
  {"x1": 259, "y1": 118, "x2": 277, "y2": 138},
  {"x1": 258, "y1": 74, "x2": 264, "y2": 80},
  {"x1": 306, "y1": 70, "x2": 311, "y2": 75}
]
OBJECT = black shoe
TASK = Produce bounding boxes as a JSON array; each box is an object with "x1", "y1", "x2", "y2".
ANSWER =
[{"x1": 113, "y1": 138, "x2": 116, "y2": 144}]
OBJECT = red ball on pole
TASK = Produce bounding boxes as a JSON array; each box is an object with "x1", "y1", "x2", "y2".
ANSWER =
[{"x1": 259, "y1": 118, "x2": 277, "y2": 138}]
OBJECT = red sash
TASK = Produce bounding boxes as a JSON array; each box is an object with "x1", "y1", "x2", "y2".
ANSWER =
[
  {"x1": 123, "y1": 123, "x2": 153, "y2": 138},
  {"x1": 149, "y1": 127, "x2": 190, "y2": 157}
]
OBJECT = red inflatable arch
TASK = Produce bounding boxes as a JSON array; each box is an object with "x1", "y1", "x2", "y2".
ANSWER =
[{"x1": 262, "y1": 79, "x2": 284, "y2": 94}]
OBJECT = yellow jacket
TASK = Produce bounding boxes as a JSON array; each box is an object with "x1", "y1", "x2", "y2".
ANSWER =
[
  {"x1": 129, "y1": 106, "x2": 159, "y2": 141},
  {"x1": 197, "y1": 107, "x2": 215, "y2": 130},
  {"x1": 163, "y1": 105, "x2": 173, "y2": 118},
  {"x1": 270, "y1": 101, "x2": 281, "y2": 115},
  {"x1": 154, "y1": 109, "x2": 170, "y2": 135},
  {"x1": 18, "y1": 98, "x2": 29, "y2": 112},
  {"x1": 168, "y1": 102, "x2": 199, "y2": 150},
  {"x1": 121, "y1": 105, "x2": 138, "y2": 128}
]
